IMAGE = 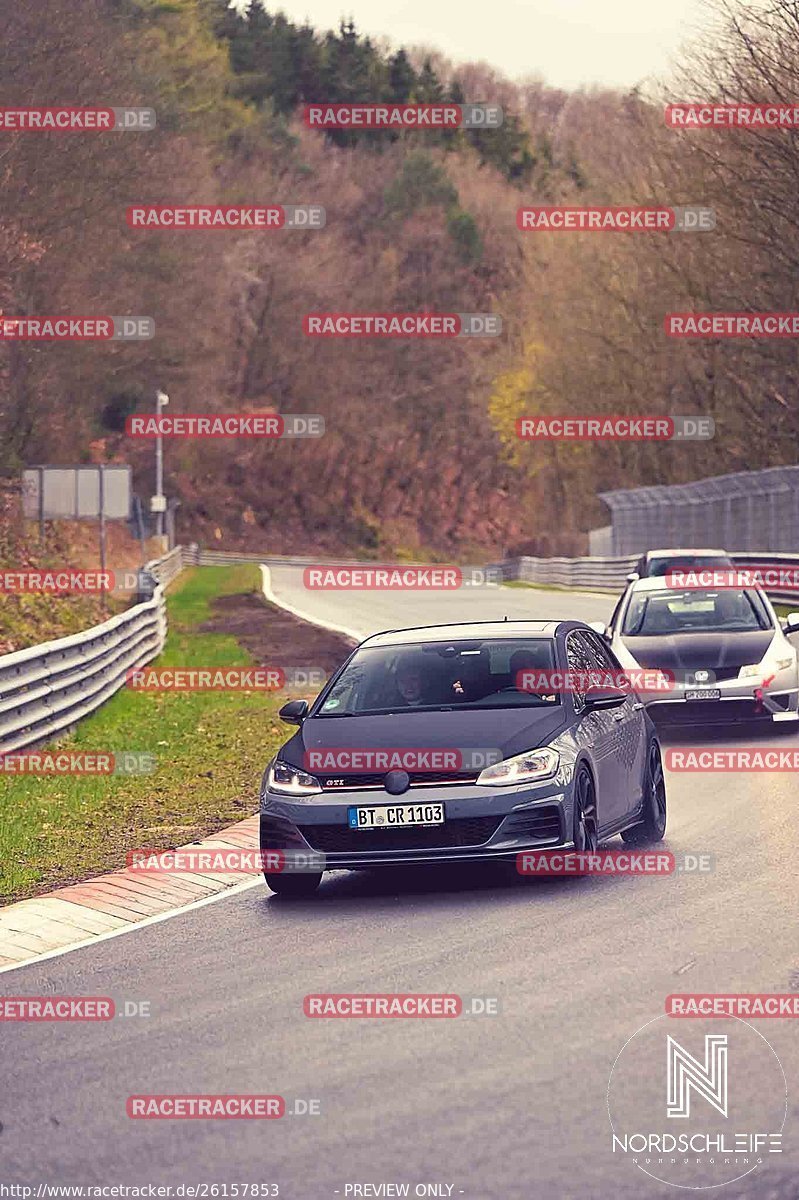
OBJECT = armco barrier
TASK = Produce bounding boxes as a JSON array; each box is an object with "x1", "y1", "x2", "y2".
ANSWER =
[
  {"x1": 488, "y1": 555, "x2": 638, "y2": 592},
  {"x1": 727, "y1": 554, "x2": 799, "y2": 606},
  {"x1": 206, "y1": 548, "x2": 799, "y2": 603},
  {"x1": 0, "y1": 548, "x2": 192, "y2": 757},
  {"x1": 149, "y1": 544, "x2": 197, "y2": 585},
  {"x1": 489, "y1": 553, "x2": 799, "y2": 605}
]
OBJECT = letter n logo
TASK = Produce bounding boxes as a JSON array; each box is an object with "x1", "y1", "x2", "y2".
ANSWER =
[{"x1": 666, "y1": 1034, "x2": 728, "y2": 1118}]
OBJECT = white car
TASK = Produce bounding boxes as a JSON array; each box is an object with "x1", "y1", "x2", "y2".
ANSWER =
[{"x1": 592, "y1": 576, "x2": 799, "y2": 728}]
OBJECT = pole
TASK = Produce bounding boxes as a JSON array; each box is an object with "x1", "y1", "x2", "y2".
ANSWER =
[
  {"x1": 38, "y1": 466, "x2": 45, "y2": 547},
  {"x1": 98, "y1": 465, "x2": 108, "y2": 617},
  {"x1": 155, "y1": 392, "x2": 165, "y2": 539},
  {"x1": 134, "y1": 495, "x2": 147, "y2": 563}
]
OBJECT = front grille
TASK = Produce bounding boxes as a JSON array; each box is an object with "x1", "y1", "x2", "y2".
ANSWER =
[
  {"x1": 652, "y1": 699, "x2": 763, "y2": 724},
  {"x1": 319, "y1": 771, "x2": 479, "y2": 791},
  {"x1": 500, "y1": 806, "x2": 562, "y2": 841},
  {"x1": 700, "y1": 667, "x2": 739, "y2": 683},
  {"x1": 300, "y1": 816, "x2": 503, "y2": 853}
]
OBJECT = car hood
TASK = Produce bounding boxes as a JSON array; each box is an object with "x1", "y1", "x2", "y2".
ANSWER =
[
  {"x1": 279, "y1": 705, "x2": 569, "y2": 771},
  {"x1": 621, "y1": 630, "x2": 774, "y2": 671}
]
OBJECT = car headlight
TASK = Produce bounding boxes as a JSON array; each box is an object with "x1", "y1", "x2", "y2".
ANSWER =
[
  {"x1": 266, "y1": 758, "x2": 322, "y2": 797},
  {"x1": 476, "y1": 747, "x2": 559, "y2": 787},
  {"x1": 739, "y1": 651, "x2": 796, "y2": 680}
]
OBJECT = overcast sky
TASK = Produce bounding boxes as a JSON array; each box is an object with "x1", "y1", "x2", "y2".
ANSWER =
[{"x1": 259, "y1": 0, "x2": 712, "y2": 90}]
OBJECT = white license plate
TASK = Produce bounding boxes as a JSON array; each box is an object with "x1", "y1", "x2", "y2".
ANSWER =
[
  {"x1": 348, "y1": 803, "x2": 445, "y2": 829},
  {"x1": 685, "y1": 688, "x2": 721, "y2": 701}
]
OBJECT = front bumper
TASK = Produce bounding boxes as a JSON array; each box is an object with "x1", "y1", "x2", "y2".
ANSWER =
[
  {"x1": 260, "y1": 779, "x2": 572, "y2": 870},
  {"x1": 643, "y1": 679, "x2": 799, "y2": 727}
]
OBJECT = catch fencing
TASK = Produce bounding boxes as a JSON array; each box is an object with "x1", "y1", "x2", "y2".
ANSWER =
[{"x1": 600, "y1": 465, "x2": 799, "y2": 556}]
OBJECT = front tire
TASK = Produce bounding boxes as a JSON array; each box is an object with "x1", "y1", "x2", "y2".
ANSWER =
[
  {"x1": 621, "y1": 741, "x2": 667, "y2": 844},
  {"x1": 572, "y1": 767, "x2": 598, "y2": 853},
  {"x1": 264, "y1": 871, "x2": 322, "y2": 896}
]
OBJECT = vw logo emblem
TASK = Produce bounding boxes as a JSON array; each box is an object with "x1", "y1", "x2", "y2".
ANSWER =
[{"x1": 384, "y1": 769, "x2": 411, "y2": 795}]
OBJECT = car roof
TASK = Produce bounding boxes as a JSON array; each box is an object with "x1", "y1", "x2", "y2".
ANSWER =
[
  {"x1": 360, "y1": 620, "x2": 568, "y2": 647},
  {"x1": 643, "y1": 548, "x2": 731, "y2": 558}
]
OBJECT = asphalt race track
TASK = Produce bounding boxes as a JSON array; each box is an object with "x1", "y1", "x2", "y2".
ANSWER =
[{"x1": 3, "y1": 567, "x2": 799, "y2": 1199}]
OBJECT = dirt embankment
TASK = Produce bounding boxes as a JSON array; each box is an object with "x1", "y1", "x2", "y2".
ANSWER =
[{"x1": 200, "y1": 590, "x2": 355, "y2": 676}]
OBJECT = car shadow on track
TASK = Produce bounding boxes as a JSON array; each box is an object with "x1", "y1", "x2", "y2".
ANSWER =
[{"x1": 257, "y1": 844, "x2": 666, "y2": 913}]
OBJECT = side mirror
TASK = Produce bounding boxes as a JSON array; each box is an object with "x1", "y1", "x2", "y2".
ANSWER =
[
  {"x1": 279, "y1": 699, "x2": 309, "y2": 725},
  {"x1": 584, "y1": 689, "x2": 627, "y2": 711},
  {"x1": 626, "y1": 572, "x2": 640, "y2": 584},
  {"x1": 588, "y1": 621, "x2": 610, "y2": 640},
  {"x1": 783, "y1": 612, "x2": 799, "y2": 635}
]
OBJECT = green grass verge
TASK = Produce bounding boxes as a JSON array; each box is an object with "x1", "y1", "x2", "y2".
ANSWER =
[{"x1": 0, "y1": 566, "x2": 287, "y2": 903}]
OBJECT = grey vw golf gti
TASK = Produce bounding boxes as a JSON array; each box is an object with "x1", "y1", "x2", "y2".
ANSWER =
[{"x1": 259, "y1": 620, "x2": 667, "y2": 895}]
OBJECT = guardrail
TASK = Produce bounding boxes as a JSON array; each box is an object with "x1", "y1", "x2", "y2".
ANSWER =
[
  {"x1": 148, "y1": 544, "x2": 198, "y2": 586},
  {"x1": 0, "y1": 548, "x2": 190, "y2": 756},
  {"x1": 488, "y1": 555, "x2": 638, "y2": 592},
  {"x1": 726, "y1": 554, "x2": 799, "y2": 606},
  {"x1": 489, "y1": 552, "x2": 799, "y2": 605},
  {"x1": 203, "y1": 547, "x2": 799, "y2": 605}
]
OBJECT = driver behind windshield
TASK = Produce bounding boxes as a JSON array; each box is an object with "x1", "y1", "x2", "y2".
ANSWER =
[{"x1": 394, "y1": 655, "x2": 431, "y2": 707}]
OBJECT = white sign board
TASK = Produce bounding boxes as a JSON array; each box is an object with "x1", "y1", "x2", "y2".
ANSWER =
[{"x1": 22, "y1": 465, "x2": 132, "y2": 521}]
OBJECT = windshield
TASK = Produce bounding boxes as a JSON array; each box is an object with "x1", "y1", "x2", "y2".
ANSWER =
[
  {"x1": 314, "y1": 638, "x2": 560, "y2": 715},
  {"x1": 646, "y1": 555, "x2": 733, "y2": 577},
  {"x1": 622, "y1": 588, "x2": 771, "y2": 636}
]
